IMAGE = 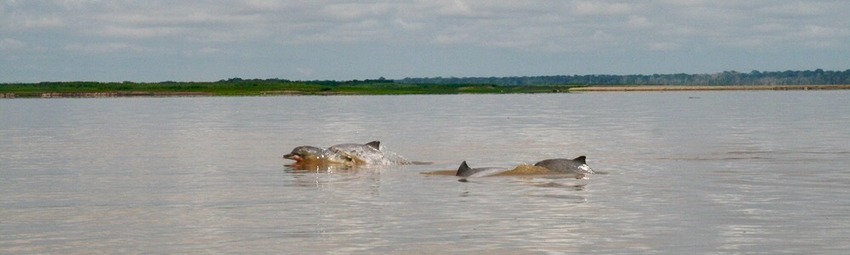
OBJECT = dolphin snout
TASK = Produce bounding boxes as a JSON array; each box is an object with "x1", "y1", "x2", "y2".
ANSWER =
[{"x1": 283, "y1": 153, "x2": 302, "y2": 161}]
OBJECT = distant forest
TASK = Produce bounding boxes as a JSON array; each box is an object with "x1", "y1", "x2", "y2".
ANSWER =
[{"x1": 397, "y1": 69, "x2": 850, "y2": 86}]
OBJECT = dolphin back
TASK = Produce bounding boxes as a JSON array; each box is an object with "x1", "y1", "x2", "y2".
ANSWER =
[
  {"x1": 572, "y1": 156, "x2": 586, "y2": 164},
  {"x1": 534, "y1": 156, "x2": 593, "y2": 175},
  {"x1": 456, "y1": 161, "x2": 473, "y2": 176},
  {"x1": 456, "y1": 161, "x2": 513, "y2": 177},
  {"x1": 287, "y1": 140, "x2": 427, "y2": 166}
]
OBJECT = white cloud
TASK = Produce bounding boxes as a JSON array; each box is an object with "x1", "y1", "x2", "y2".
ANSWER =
[
  {"x1": 647, "y1": 42, "x2": 680, "y2": 51},
  {"x1": 320, "y1": 2, "x2": 393, "y2": 21},
  {"x1": 757, "y1": 1, "x2": 831, "y2": 17},
  {"x1": 183, "y1": 46, "x2": 223, "y2": 57},
  {"x1": 626, "y1": 16, "x2": 652, "y2": 28},
  {"x1": 434, "y1": 0, "x2": 474, "y2": 17},
  {"x1": 572, "y1": 1, "x2": 634, "y2": 16},
  {"x1": 0, "y1": 38, "x2": 26, "y2": 50},
  {"x1": 433, "y1": 33, "x2": 472, "y2": 45},
  {"x1": 64, "y1": 42, "x2": 150, "y2": 54},
  {"x1": 296, "y1": 67, "x2": 314, "y2": 77},
  {"x1": 798, "y1": 25, "x2": 843, "y2": 38}
]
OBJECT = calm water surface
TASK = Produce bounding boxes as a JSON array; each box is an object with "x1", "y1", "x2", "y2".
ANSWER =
[{"x1": 2, "y1": 91, "x2": 849, "y2": 254}]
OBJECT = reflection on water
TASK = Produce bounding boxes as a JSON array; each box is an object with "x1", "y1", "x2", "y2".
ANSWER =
[
  {"x1": 284, "y1": 162, "x2": 359, "y2": 173},
  {"x1": 2, "y1": 91, "x2": 850, "y2": 253}
]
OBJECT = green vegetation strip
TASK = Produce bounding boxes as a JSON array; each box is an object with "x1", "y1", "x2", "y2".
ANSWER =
[
  {"x1": 0, "y1": 79, "x2": 579, "y2": 98},
  {"x1": 4, "y1": 78, "x2": 848, "y2": 98}
]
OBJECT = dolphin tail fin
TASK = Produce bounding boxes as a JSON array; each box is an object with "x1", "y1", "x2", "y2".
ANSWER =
[
  {"x1": 573, "y1": 156, "x2": 587, "y2": 164},
  {"x1": 366, "y1": 141, "x2": 381, "y2": 150},
  {"x1": 456, "y1": 161, "x2": 472, "y2": 177}
]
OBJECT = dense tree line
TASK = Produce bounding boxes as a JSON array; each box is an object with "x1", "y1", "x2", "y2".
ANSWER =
[{"x1": 397, "y1": 69, "x2": 850, "y2": 86}]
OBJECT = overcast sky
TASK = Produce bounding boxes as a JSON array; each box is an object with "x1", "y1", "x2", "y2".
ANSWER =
[{"x1": 2, "y1": 0, "x2": 848, "y2": 82}]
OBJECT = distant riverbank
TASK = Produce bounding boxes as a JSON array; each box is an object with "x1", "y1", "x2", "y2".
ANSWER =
[
  {"x1": 0, "y1": 80, "x2": 573, "y2": 98},
  {"x1": 2, "y1": 83, "x2": 849, "y2": 98}
]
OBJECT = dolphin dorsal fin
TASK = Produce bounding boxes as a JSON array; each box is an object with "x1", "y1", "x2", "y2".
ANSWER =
[
  {"x1": 456, "y1": 161, "x2": 472, "y2": 176},
  {"x1": 366, "y1": 141, "x2": 381, "y2": 150},
  {"x1": 573, "y1": 156, "x2": 587, "y2": 164}
]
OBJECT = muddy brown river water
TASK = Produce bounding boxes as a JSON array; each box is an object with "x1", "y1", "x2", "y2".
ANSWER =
[{"x1": 2, "y1": 91, "x2": 849, "y2": 254}]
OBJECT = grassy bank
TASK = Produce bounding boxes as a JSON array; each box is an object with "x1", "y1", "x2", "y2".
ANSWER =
[
  {"x1": 3, "y1": 81, "x2": 849, "y2": 98},
  {"x1": 0, "y1": 80, "x2": 579, "y2": 98}
]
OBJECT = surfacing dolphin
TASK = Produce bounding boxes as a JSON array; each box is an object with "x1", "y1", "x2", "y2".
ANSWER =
[
  {"x1": 284, "y1": 141, "x2": 430, "y2": 168},
  {"x1": 283, "y1": 146, "x2": 341, "y2": 163},
  {"x1": 455, "y1": 161, "x2": 512, "y2": 178},
  {"x1": 533, "y1": 156, "x2": 594, "y2": 179},
  {"x1": 455, "y1": 156, "x2": 593, "y2": 179}
]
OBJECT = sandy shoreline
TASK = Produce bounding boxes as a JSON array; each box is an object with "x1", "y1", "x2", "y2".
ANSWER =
[{"x1": 568, "y1": 85, "x2": 850, "y2": 92}]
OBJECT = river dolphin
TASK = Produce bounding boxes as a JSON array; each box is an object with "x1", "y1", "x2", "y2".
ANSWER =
[
  {"x1": 454, "y1": 156, "x2": 593, "y2": 179},
  {"x1": 283, "y1": 146, "x2": 337, "y2": 162},
  {"x1": 455, "y1": 161, "x2": 512, "y2": 178},
  {"x1": 533, "y1": 156, "x2": 594, "y2": 179},
  {"x1": 284, "y1": 141, "x2": 429, "y2": 167}
]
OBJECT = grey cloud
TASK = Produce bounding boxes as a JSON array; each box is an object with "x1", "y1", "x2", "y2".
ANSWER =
[
  {"x1": 4, "y1": 0, "x2": 847, "y2": 51},
  {"x1": 1, "y1": 0, "x2": 848, "y2": 82}
]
